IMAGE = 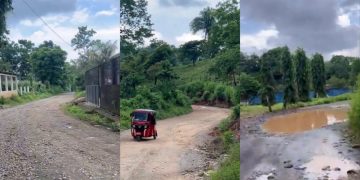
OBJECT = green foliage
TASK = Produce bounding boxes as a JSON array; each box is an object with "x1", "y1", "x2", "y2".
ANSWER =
[
  {"x1": 311, "y1": 53, "x2": 326, "y2": 97},
  {"x1": 295, "y1": 48, "x2": 310, "y2": 102},
  {"x1": 210, "y1": 141, "x2": 239, "y2": 180},
  {"x1": 239, "y1": 73, "x2": 260, "y2": 101},
  {"x1": 75, "y1": 91, "x2": 85, "y2": 98},
  {"x1": 351, "y1": 59, "x2": 360, "y2": 86},
  {"x1": 178, "y1": 40, "x2": 203, "y2": 65},
  {"x1": 31, "y1": 41, "x2": 67, "y2": 86},
  {"x1": 282, "y1": 46, "x2": 297, "y2": 108},
  {"x1": 65, "y1": 104, "x2": 119, "y2": 132},
  {"x1": 349, "y1": 75, "x2": 360, "y2": 140},
  {"x1": 328, "y1": 55, "x2": 351, "y2": 79},
  {"x1": 259, "y1": 49, "x2": 277, "y2": 111},
  {"x1": 209, "y1": 46, "x2": 240, "y2": 86},
  {"x1": 120, "y1": 88, "x2": 192, "y2": 129},
  {"x1": 327, "y1": 76, "x2": 348, "y2": 88},
  {"x1": 182, "y1": 81, "x2": 236, "y2": 106},
  {"x1": 120, "y1": 0, "x2": 153, "y2": 47},
  {"x1": 0, "y1": 0, "x2": 12, "y2": 38},
  {"x1": 190, "y1": 7, "x2": 215, "y2": 40}
]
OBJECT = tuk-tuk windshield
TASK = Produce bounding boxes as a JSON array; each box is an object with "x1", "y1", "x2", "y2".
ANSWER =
[{"x1": 132, "y1": 112, "x2": 148, "y2": 121}]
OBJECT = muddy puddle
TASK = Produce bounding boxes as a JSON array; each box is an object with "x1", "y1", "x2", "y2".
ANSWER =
[{"x1": 262, "y1": 108, "x2": 348, "y2": 134}]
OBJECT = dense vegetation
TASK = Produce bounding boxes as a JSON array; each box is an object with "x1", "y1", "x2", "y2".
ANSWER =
[
  {"x1": 210, "y1": 105, "x2": 240, "y2": 179},
  {"x1": 120, "y1": 0, "x2": 240, "y2": 128},
  {"x1": 240, "y1": 47, "x2": 360, "y2": 111},
  {"x1": 349, "y1": 75, "x2": 360, "y2": 142}
]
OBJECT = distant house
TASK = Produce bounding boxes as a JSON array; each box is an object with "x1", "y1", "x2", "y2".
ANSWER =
[{"x1": 0, "y1": 72, "x2": 18, "y2": 98}]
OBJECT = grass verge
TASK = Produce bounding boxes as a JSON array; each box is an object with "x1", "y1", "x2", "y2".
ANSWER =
[
  {"x1": 241, "y1": 93, "x2": 352, "y2": 118},
  {"x1": 0, "y1": 92, "x2": 53, "y2": 107},
  {"x1": 64, "y1": 104, "x2": 120, "y2": 132},
  {"x1": 210, "y1": 105, "x2": 240, "y2": 180}
]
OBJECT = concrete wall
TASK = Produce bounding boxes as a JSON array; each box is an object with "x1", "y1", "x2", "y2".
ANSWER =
[{"x1": 0, "y1": 91, "x2": 18, "y2": 98}]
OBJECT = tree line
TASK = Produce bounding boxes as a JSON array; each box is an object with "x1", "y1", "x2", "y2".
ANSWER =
[{"x1": 240, "y1": 47, "x2": 360, "y2": 111}]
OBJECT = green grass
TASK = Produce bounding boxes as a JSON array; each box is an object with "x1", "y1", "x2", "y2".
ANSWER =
[
  {"x1": 0, "y1": 92, "x2": 52, "y2": 107},
  {"x1": 174, "y1": 60, "x2": 215, "y2": 84},
  {"x1": 210, "y1": 142, "x2": 240, "y2": 180},
  {"x1": 241, "y1": 93, "x2": 353, "y2": 118},
  {"x1": 75, "y1": 91, "x2": 85, "y2": 98},
  {"x1": 64, "y1": 104, "x2": 120, "y2": 132},
  {"x1": 349, "y1": 78, "x2": 360, "y2": 143}
]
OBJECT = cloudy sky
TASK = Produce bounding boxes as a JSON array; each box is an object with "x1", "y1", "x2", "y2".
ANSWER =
[
  {"x1": 7, "y1": 0, "x2": 119, "y2": 61},
  {"x1": 146, "y1": 0, "x2": 219, "y2": 46},
  {"x1": 241, "y1": 0, "x2": 360, "y2": 60}
]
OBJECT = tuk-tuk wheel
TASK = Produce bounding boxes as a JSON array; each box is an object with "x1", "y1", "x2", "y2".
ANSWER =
[
  {"x1": 153, "y1": 135, "x2": 156, "y2": 139},
  {"x1": 136, "y1": 136, "x2": 141, "y2": 141}
]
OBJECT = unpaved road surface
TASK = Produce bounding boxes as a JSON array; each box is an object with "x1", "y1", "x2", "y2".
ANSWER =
[
  {"x1": 120, "y1": 105, "x2": 229, "y2": 180},
  {"x1": 240, "y1": 101, "x2": 360, "y2": 179},
  {"x1": 0, "y1": 93, "x2": 119, "y2": 179}
]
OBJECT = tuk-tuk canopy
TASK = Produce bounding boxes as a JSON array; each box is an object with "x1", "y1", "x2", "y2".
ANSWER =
[{"x1": 132, "y1": 109, "x2": 156, "y2": 114}]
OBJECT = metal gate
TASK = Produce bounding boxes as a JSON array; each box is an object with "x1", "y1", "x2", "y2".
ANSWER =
[{"x1": 85, "y1": 54, "x2": 120, "y2": 115}]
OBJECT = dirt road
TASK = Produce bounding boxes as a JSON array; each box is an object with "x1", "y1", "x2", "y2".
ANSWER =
[
  {"x1": 120, "y1": 105, "x2": 229, "y2": 180},
  {"x1": 240, "y1": 102, "x2": 360, "y2": 179},
  {"x1": 0, "y1": 93, "x2": 119, "y2": 179}
]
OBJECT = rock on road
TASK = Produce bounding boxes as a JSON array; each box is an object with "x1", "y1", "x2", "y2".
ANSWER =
[
  {"x1": 120, "y1": 105, "x2": 229, "y2": 180},
  {"x1": 0, "y1": 93, "x2": 119, "y2": 179}
]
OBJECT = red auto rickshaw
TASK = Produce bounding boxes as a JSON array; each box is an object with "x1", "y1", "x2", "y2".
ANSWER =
[{"x1": 130, "y1": 109, "x2": 158, "y2": 141}]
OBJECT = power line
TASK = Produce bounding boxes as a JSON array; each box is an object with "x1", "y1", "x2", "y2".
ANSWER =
[{"x1": 20, "y1": 0, "x2": 73, "y2": 48}]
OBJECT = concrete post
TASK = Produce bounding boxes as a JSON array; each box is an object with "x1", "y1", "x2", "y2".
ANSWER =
[
  {"x1": 10, "y1": 76, "x2": 13, "y2": 91},
  {"x1": 5, "y1": 75, "x2": 8, "y2": 91},
  {"x1": 0, "y1": 75, "x2": 2, "y2": 93},
  {"x1": 27, "y1": 86, "x2": 29, "y2": 93}
]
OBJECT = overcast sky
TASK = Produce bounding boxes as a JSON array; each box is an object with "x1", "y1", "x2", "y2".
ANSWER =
[
  {"x1": 146, "y1": 0, "x2": 219, "y2": 46},
  {"x1": 240, "y1": 0, "x2": 360, "y2": 60},
  {"x1": 7, "y1": 0, "x2": 119, "y2": 61}
]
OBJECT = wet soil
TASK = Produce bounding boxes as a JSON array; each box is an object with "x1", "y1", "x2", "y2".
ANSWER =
[
  {"x1": 120, "y1": 105, "x2": 229, "y2": 180},
  {"x1": 240, "y1": 101, "x2": 360, "y2": 180},
  {"x1": 0, "y1": 93, "x2": 120, "y2": 179}
]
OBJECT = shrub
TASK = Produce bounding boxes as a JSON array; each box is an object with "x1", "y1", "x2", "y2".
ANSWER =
[
  {"x1": 214, "y1": 84, "x2": 226, "y2": 101},
  {"x1": 0, "y1": 97, "x2": 4, "y2": 105},
  {"x1": 327, "y1": 76, "x2": 348, "y2": 88},
  {"x1": 349, "y1": 75, "x2": 360, "y2": 140}
]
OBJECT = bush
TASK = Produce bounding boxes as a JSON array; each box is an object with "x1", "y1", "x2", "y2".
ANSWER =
[
  {"x1": 349, "y1": 75, "x2": 360, "y2": 140},
  {"x1": 327, "y1": 76, "x2": 348, "y2": 88},
  {"x1": 210, "y1": 142, "x2": 240, "y2": 180},
  {"x1": 0, "y1": 97, "x2": 4, "y2": 105},
  {"x1": 214, "y1": 84, "x2": 226, "y2": 101}
]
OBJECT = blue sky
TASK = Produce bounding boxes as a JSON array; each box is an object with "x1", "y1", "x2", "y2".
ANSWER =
[
  {"x1": 240, "y1": 0, "x2": 360, "y2": 60},
  {"x1": 7, "y1": 0, "x2": 119, "y2": 61},
  {"x1": 145, "y1": 0, "x2": 219, "y2": 46}
]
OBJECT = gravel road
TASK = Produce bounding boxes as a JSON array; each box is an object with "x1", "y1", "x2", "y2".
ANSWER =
[
  {"x1": 0, "y1": 93, "x2": 119, "y2": 179},
  {"x1": 120, "y1": 105, "x2": 229, "y2": 180}
]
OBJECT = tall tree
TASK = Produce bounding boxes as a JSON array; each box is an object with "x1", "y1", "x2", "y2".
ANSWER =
[
  {"x1": 260, "y1": 51, "x2": 276, "y2": 112},
  {"x1": 282, "y1": 46, "x2": 297, "y2": 109},
  {"x1": 31, "y1": 41, "x2": 67, "y2": 86},
  {"x1": 178, "y1": 40, "x2": 203, "y2": 66},
  {"x1": 0, "y1": 0, "x2": 12, "y2": 40},
  {"x1": 190, "y1": 7, "x2": 214, "y2": 40},
  {"x1": 311, "y1": 53, "x2": 326, "y2": 98},
  {"x1": 120, "y1": 0, "x2": 153, "y2": 55},
  {"x1": 295, "y1": 48, "x2": 310, "y2": 102}
]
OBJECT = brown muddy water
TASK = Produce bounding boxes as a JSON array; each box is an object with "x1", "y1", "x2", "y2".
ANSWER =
[{"x1": 262, "y1": 108, "x2": 348, "y2": 134}]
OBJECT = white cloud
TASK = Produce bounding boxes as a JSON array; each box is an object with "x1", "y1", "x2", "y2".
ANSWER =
[
  {"x1": 95, "y1": 8, "x2": 117, "y2": 17},
  {"x1": 19, "y1": 15, "x2": 70, "y2": 27},
  {"x1": 240, "y1": 27, "x2": 279, "y2": 51},
  {"x1": 329, "y1": 45, "x2": 360, "y2": 58},
  {"x1": 71, "y1": 8, "x2": 89, "y2": 24},
  {"x1": 175, "y1": 32, "x2": 203, "y2": 45},
  {"x1": 337, "y1": 14, "x2": 351, "y2": 27},
  {"x1": 144, "y1": 31, "x2": 164, "y2": 46}
]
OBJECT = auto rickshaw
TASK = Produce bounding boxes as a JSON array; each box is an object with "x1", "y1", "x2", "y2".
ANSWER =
[{"x1": 130, "y1": 109, "x2": 158, "y2": 141}]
